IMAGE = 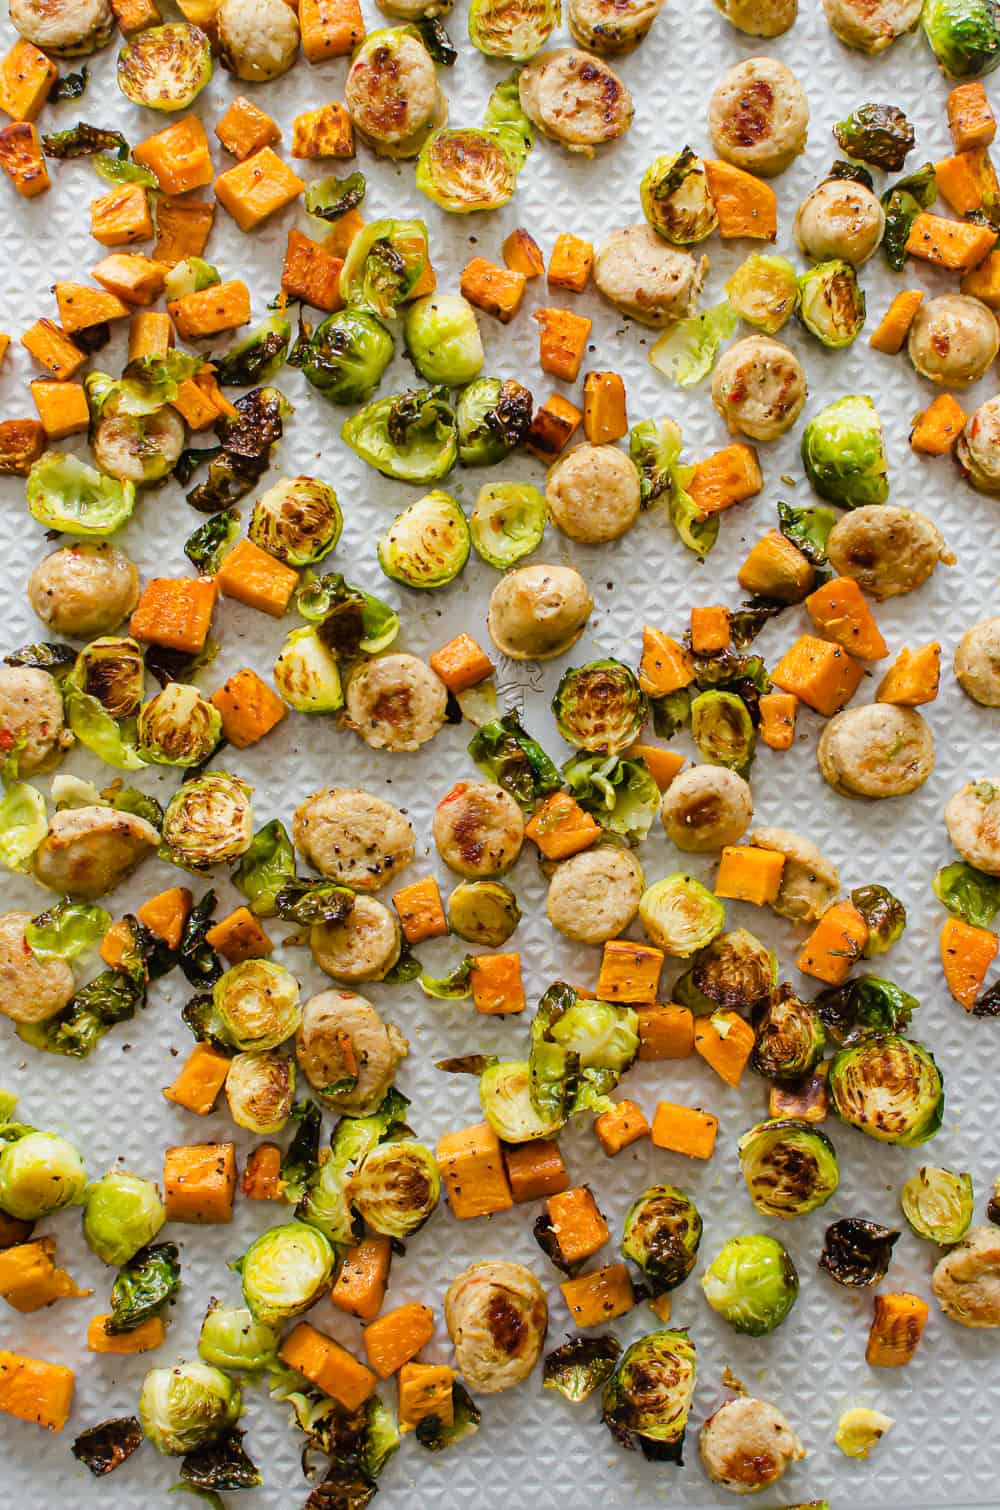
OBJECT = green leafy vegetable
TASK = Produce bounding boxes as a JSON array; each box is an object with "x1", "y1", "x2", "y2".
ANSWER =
[
  {"x1": 41, "y1": 122, "x2": 126, "y2": 158},
  {"x1": 108, "y1": 1241, "x2": 181, "y2": 1334},
  {"x1": 881, "y1": 163, "x2": 937, "y2": 271},
  {"x1": 468, "y1": 710, "x2": 562, "y2": 808},
  {"x1": 933, "y1": 861, "x2": 1000, "y2": 927},
  {"x1": 232, "y1": 820, "x2": 297, "y2": 918},
  {"x1": 420, "y1": 956, "x2": 474, "y2": 999},
  {"x1": 25, "y1": 899, "x2": 110, "y2": 961},
  {"x1": 648, "y1": 303, "x2": 738, "y2": 387},
  {"x1": 184, "y1": 509, "x2": 241, "y2": 575},
  {"x1": 562, "y1": 754, "x2": 660, "y2": 844},
  {"x1": 305, "y1": 170, "x2": 366, "y2": 222},
  {"x1": 0, "y1": 782, "x2": 48, "y2": 871}
]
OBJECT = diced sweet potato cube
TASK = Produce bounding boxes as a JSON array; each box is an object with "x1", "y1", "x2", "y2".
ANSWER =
[
  {"x1": 461, "y1": 257, "x2": 526, "y2": 323},
  {"x1": 582, "y1": 369, "x2": 627, "y2": 443},
  {"x1": 715, "y1": 844, "x2": 785, "y2": 906},
  {"x1": 130, "y1": 576, "x2": 217, "y2": 654},
  {"x1": 436, "y1": 1122, "x2": 513, "y2": 1219},
  {"x1": 128, "y1": 310, "x2": 173, "y2": 361},
  {"x1": 770, "y1": 634, "x2": 865, "y2": 716},
  {"x1": 215, "y1": 96, "x2": 281, "y2": 160},
  {"x1": 533, "y1": 305, "x2": 592, "y2": 381},
  {"x1": 300, "y1": 0, "x2": 365, "y2": 60},
  {"x1": 92, "y1": 253, "x2": 167, "y2": 305},
  {"x1": 548, "y1": 232, "x2": 594, "y2": 292},
  {"x1": 470, "y1": 952, "x2": 525, "y2": 1015},
  {"x1": 690, "y1": 605, "x2": 730, "y2": 654},
  {"x1": 503, "y1": 227, "x2": 544, "y2": 277},
  {"x1": 168, "y1": 280, "x2": 251, "y2": 340},
  {"x1": 0, "y1": 417, "x2": 46, "y2": 475},
  {"x1": 392, "y1": 877, "x2": 448, "y2": 944},
  {"x1": 134, "y1": 115, "x2": 213, "y2": 197},
  {"x1": 162, "y1": 1043, "x2": 231, "y2": 1117},
  {"x1": 651, "y1": 1101, "x2": 718, "y2": 1158},
  {"x1": 0, "y1": 120, "x2": 47, "y2": 196},
  {"x1": 210, "y1": 667, "x2": 287, "y2": 747},
  {"x1": 215, "y1": 147, "x2": 305, "y2": 232},
  {"x1": 429, "y1": 633, "x2": 493, "y2": 693},
  {"x1": 110, "y1": 0, "x2": 160, "y2": 31},
  {"x1": 54, "y1": 282, "x2": 131, "y2": 333},
  {"x1": 20, "y1": 321, "x2": 85, "y2": 381},
  {"x1": 876, "y1": 643, "x2": 942, "y2": 706},
  {"x1": 280, "y1": 1323, "x2": 375, "y2": 1411},
  {"x1": 560, "y1": 1264, "x2": 634, "y2": 1328},
  {"x1": 525, "y1": 790, "x2": 600, "y2": 860},
  {"x1": 171, "y1": 377, "x2": 220, "y2": 430},
  {"x1": 797, "y1": 900, "x2": 869, "y2": 986},
  {"x1": 627, "y1": 744, "x2": 685, "y2": 790},
  {"x1": 759, "y1": 691, "x2": 797, "y2": 750},
  {"x1": 594, "y1": 1099, "x2": 650, "y2": 1155},
  {"x1": 503, "y1": 1140, "x2": 568, "y2": 1202},
  {"x1": 215, "y1": 537, "x2": 298, "y2": 616},
  {"x1": 525, "y1": 392, "x2": 582, "y2": 460},
  {"x1": 637, "y1": 1003, "x2": 694, "y2": 1060},
  {"x1": 154, "y1": 197, "x2": 215, "y2": 266},
  {"x1": 163, "y1": 1142, "x2": 236, "y2": 1223},
  {"x1": 398, "y1": 1362, "x2": 453, "y2": 1432},
  {"x1": 0, "y1": 40, "x2": 57, "y2": 122},
  {"x1": 911, "y1": 393, "x2": 968, "y2": 453},
  {"x1": 948, "y1": 81, "x2": 996, "y2": 152},
  {"x1": 90, "y1": 184, "x2": 153, "y2": 246},
  {"x1": 292, "y1": 102, "x2": 355, "y2": 159},
  {"x1": 281, "y1": 229, "x2": 343, "y2": 311},
  {"x1": 241, "y1": 1143, "x2": 284, "y2": 1200},
  {"x1": 694, "y1": 1011, "x2": 756, "y2": 1088},
  {"x1": 30, "y1": 381, "x2": 88, "y2": 441},
  {"x1": 596, "y1": 940, "x2": 663, "y2": 1003},
  {"x1": 0, "y1": 1350, "x2": 74, "y2": 1431}
]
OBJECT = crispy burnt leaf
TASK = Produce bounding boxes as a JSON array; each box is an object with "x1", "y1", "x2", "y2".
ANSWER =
[
  {"x1": 72, "y1": 1416, "x2": 143, "y2": 1476},
  {"x1": 41, "y1": 121, "x2": 125, "y2": 157},
  {"x1": 819, "y1": 1217, "x2": 899, "y2": 1287},
  {"x1": 181, "y1": 1428, "x2": 261, "y2": 1491},
  {"x1": 179, "y1": 890, "x2": 223, "y2": 988}
]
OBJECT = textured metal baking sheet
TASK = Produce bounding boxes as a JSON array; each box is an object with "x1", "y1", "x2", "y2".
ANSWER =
[{"x1": 1, "y1": 0, "x2": 1000, "y2": 1505}]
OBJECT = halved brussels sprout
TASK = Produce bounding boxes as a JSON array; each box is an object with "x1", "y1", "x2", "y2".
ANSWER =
[
  {"x1": 829, "y1": 1033, "x2": 944, "y2": 1145},
  {"x1": 212, "y1": 317, "x2": 291, "y2": 388},
  {"x1": 639, "y1": 874, "x2": 725, "y2": 957},
  {"x1": 93, "y1": 407, "x2": 185, "y2": 486},
  {"x1": 70, "y1": 635, "x2": 144, "y2": 722},
  {"x1": 213, "y1": 960, "x2": 300, "y2": 1052},
  {"x1": 814, "y1": 973, "x2": 918, "y2": 1042},
  {"x1": 544, "y1": 1336, "x2": 621, "y2": 1403},
  {"x1": 724, "y1": 254, "x2": 798, "y2": 334},
  {"x1": 801, "y1": 395, "x2": 889, "y2": 509},
  {"x1": 674, "y1": 927, "x2": 777, "y2": 1015},
  {"x1": 552, "y1": 659, "x2": 646, "y2": 754},
  {"x1": 751, "y1": 987, "x2": 826, "y2": 1081},
  {"x1": 304, "y1": 169, "x2": 366, "y2": 224},
  {"x1": 417, "y1": 127, "x2": 519, "y2": 212},
  {"x1": 0, "y1": 1130, "x2": 87, "y2": 1220},
  {"x1": 467, "y1": 0, "x2": 559, "y2": 57},
  {"x1": 447, "y1": 880, "x2": 520, "y2": 944},
  {"x1": 641, "y1": 149, "x2": 717, "y2": 245},
  {"x1": 163, "y1": 257, "x2": 220, "y2": 302},
  {"x1": 137, "y1": 683, "x2": 221, "y2": 767},
  {"x1": 797, "y1": 260, "x2": 866, "y2": 348},
  {"x1": 225, "y1": 1051, "x2": 295, "y2": 1134},
  {"x1": 117, "y1": 22, "x2": 212, "y2": 109},
  {"x1": 457, "y1": 379, "x2": 533, "y2": 467},
  {"x1": 198, "y1": 1301, "x2": 280, "y2": 1376},
  {"x1": 83, "y1": 1170, "x2": 165, "y2": 1266},
  {"x1": 563, "y1": 753, "x2": 660, "y2": 845},
  {"x1": 900, "y1": 1165, "x2": 974, "y2": 1243},
  {"x1": 836, "y1": 1406, "x2": 894, "y2": 1460},
  {"x1": 922, "y1": 0, "x2": 1000, "y2": 77},
  {"x1": 480, "y1": 1058, "x2": 564, "y2": 1142},
  {"x1": 138, "y1": 1361, "x2": 241, "y2": 1456},
  {"x1": 819, "y1": 1217, "x2": 899, "y2": 1287},
  {"x1": 834, "y1": 104, "x2": 915, "y2": 171},
  {"x1": 700, "y1": 1233, "x2": 799, "y2": 1335},
  {"x1": 236, "y1": 1220, "x2": 335, "y2": 1325},
  {"x1": 249, "y1": 476, "x2": 341, "y2": 567},
  {"x1": 27, "y1": 452, "x2": 135, "y2": 536},
  {"x1": 690, "y1": 689, "x2": 755, "y2": 774},
  {"x1": 546, "y1": 996, "x2": 639, "y2": 1073},
  {"x1": 404, "y1": 294, "x2": 485, "y2": 386},
  {"x1": 161, "y1": 772, "x2": 253, "y2": 871},
  {"x1": 739, "y1": 1118, "x2": 840, "y2": 1218},
  {"x1": 300, "y1": 308, "x2": 395, "y2": 406},
  {"x1": 622, "y1": 1184, "x2": 702, "y2": 1293},
  {"x1": 602, "y1": 1330, "x2": 696, "y2": 1459},
  {"x1": 340, "y1": 219, "x2": 429, "y2": 320},
  {"x1": 297, "y1": 572, "x2": 399, "y2": 654},
  {"x1": 348, "y1": 1139, "x2": 441, "y2": 1238},
  {"x1": 273, "y1": 626, "x2": 344, "y2": 714},
  {"x1": 342, "y1": 387, "x2": 457, "y2": 484},
  {"x1": 377, "y1": 490, "x2": 470, "y2": 589},
  {"x1": 470, "y1": 481, "x2": 546, "y2": 567},
  {"x1": 851, "y1": 884, "x2": 906, "y2": 954}
]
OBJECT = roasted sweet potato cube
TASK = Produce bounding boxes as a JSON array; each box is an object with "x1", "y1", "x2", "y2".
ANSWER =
[
  {"x1": 0, "y1": 121, "x2": 48, "y2": 197},
  {"x1": 0, "y1": 40, "x2": 57, "y2": 122},
  {"x1": 163, "y1": 1142, "x2": 236, "y2": 1223},
  {"x1": 109, "y1": 0, "x2": 160, "y2": 30},
  {"x1": 460, "y1": 257, "x2": 526, "y2": 323},
  {"x1": 54, "y1": 283, "x2": 131, "y2": 333},
  {"x1": 299, "y1": 0, "x2": 365, "y2": 61},
  {"x1": 292, "y1": 102, "x2": 355, "y2": 159},
  {"x1": 548, "y1": 233, "x2": 594, "y2": 293},
  {"x1": 215, "y1": 147, "x2": 305, "y2": 232},
  {"x1": 168, "y1": 280, "x2": 251, "y2": 341},
  {"x1": 503, "y1": 227, "x2": 544, "y2": 277},
  {"x1": 90, "y1": 184, "x2": 153, "y2": 246},
  {"x1": 525, "y1": 392, "x2": 581, "y2": 461},
  {"x1": 30, "y1": 381, "x2": 89, "y2": 440},
  {"x1": 533, "y1": 306, "x2": 592, "y2": 382},
  {"x1": 154, "y1": 197, "x2": 215, "y2": 266},
  {"x1": 92, "y1": 253, "x2": 167, "y2": 305},
  {"x1": 21, "y1": 321, "x2": 85, "y2": 380},
  {"x1": 215, "y1": 96, "x2": 281, "y2": 160},
  {"x1": 0, "y1": 418, "x2": 45, "y2": 475},
  {"x1": 281, "y1": 229, "x2": 343, "y2": 311},
  {"x1": 134, "y1": 115, "x2": 214, "y2": 197},
  {"x1": 128, "y1": 310, "x2": 173, "y2": 361}
]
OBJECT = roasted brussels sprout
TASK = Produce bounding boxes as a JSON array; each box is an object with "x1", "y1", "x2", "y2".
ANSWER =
[
  {"x1": 107, "y1": 1241, "x2": 180, "y2": 1334},
  {"x1": 137, "y1": 683, "x2": 221, "y2": 768},
  {"x1": 801, "y1": 395, "x2": 889, "y2": 508},
  {"x1": 72, "y1": 1416, "x2": 143, "y2": 1478},
  {"x1": 622, "y1": 1184, "x2": 702, "y2": 1293},
  {"x1": 225, "y1": 1051, "x2": 295, "y2": 1134},
  {"x1": 601, "y1": 1330, "x2": 696, "y2": 1460},
  {"x1": 83, "y1": 1170, "x2": 165, "y2": 1266},
  {"x1": 117, "y1": 22, "x2": 212, "y2": 109},
  {"x1": 552, "y1": 659, "x2": 646, "y2": 754},
  {"x1": 212, "y1": 317, "x2": 290, "y2": 388},
  {"x1": 690, "y1": 689, "x2": 755, "y2": 774},
  {"x1": 404, "y1": 294, "x2": 485, "y2": 385},
  {"x1": 377, "y1": 490, "x2": 470, "y2": 589},
  {"x1": 27, "y1": 451, "x2": 135, "y2": 536},
  {"x1": 303, "y1": 169, "x2": 366, "y2": 223},
  {"x1": 71, "y1": 635, "x2": 144, "y2": 722},
  {"x1": 933, "y1": 860, "x2": 1000, "y2": 927},
  {"x1": 342, "y1": 387, "x2": 457, "y2": 484},
  {"x1": 161, "y1": 772, "x2": 253, "y2": 871},
  {"x1": 468, "y1": 710, "x2": 561, "y2": 808},
  {"x1": 469, "y1": 481, "x2": 546, "y2": 568},
  {"x1": 236, "y1": 1220, "x2": 336, "y2": 1324},
  {"x1": 834, "y1": 103, "x2": 915, "y2": 171},
  {"x1": 417, "y1": 127, "x2": 520, "y2": 212},
  {"x1": 467, "y1": 0, "x2": 559, "y2": 57},
  {"x1": 640, "y1": 149, "x2": 717, "y2": 244},
  {"x1": 138, "y1": 1361, "x2": 241, "y2": 1456},
  {"x1": 829, "y1": 1033, "x2": 944, "y2": 1145},
  {"x1": 340, "y1": 219, "x2": 429, "y2": 319},
  {"x1": 851, "y1": 884, "x2": 906, "y2": 954},
  {"x1": 543, "y1": 1336, "x2": 622, "y2": 1402},
  {"x1": 819, "y1": 1216, "x2": 900, "y2": 1287},
  {"x1": 184, "y1": 508, "x2": 240, "y2": 575},
  {"x1": 674, "y1": 927, "x2": 777, "y2": 1015},
  {"x1": 739, "y1": 1118, "x2": 840, "y2": 1218},
  {"x1": 901, "y1": 1165, "x2": 974, "y2": 1243},
  {"x1": 751, "y1": 987, "x2": 826, "y2": 1081},
  {"x1": 348, "y1": 1139, "x2": 441, "y2": 1238},
  {"x1": 701, "y1": 1233, "x2": 799, "y2": 1335},
  {"x1": 542, "y1": 992, "x2": 639, "y2": 1074},
  {"x1": 724, "y1": 253, "x2": 799, "y2": 334},
  {"x1": 922, "y1": 0, "x2": 1000, "y2": 76},
  {"x1": 248, "y1": 477, "x2": 341, "y2": 567},
  {"x1": 479, "y1": 1058, "x2": 564, "y2": 1142},
  {"x1": 447, "y1": 880, "x2": 520, "y2": 945},
  {"x1": 562, "y1": 753, "x2": 660, "y2": 845},
  {"x1": 648, "y1": 302, "x2": 739, "y2": 389},
  {"x1": 797, "y1": 260, "x2": 866, "y2": 348},
  {"x1": 0, "y1": 1130, "x2": 87, "y2": 1220},
  {"x1": 300, "y1": 308, "x2": 395, "y2": 406},
  {"x1": 163, "y1": 258, "x2": 220, "y2": 301},
  {"x1": 880, "y1": 162, "x2": 937, "y2": 271},
  {"x1": 457, "y1": 379, "x2": 533, "y2": 466},
  {"x1": 836, "y1": 1406, "x2": 894, "y2": 1459},
  {"x1": 814, "y1": 973, "x2": 918, "y2": 1042},
  {"x1": 273, "y1": 627, "x2": 344, "y2": 715},
  {"x1": 198, "y1": 1301, "x2": 280, "y2": 1376},
  {"x1": 213, "y1": 960, "x2": 300, "y2": 1052},
  {"x1": 179, "y1": 1424, "x2": 261, "y2": 1490},
  {"x1": 639, "y1": 874, "x2": 726, "y2": 957}
]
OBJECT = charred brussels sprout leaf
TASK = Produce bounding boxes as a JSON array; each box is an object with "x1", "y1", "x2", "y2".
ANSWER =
[
  {"x1": 639, "y1": 875, "x2": 725, "y2": 958},
  {"x1": 305, "y1": 170, "x2": 367, "y2": 222},
  {"x1": 881, "y1": 163, "x2": 937, "y2": 271},
  {"x1": 303, "y1": 1463, "x2": 377, "y2": 1510},
  {"x1": 340, "y1": 219, "x2": 429, "y2": 320},
  {"x1": 92, "y1": 153, "x2": 157, "y2": 188},
  {"x1": 468, "y1": 710, "x2": 562, "y2": 808},
  {"x1": 649, "y1": 302, "x2": 739, "y2": 388},
  {"x1": 829, "y1": 1033, "x2": 944, "y2": 1145},
  {"x1": 457, "y1": 378, "x2": 532, "y2": 466},
  {"x1": 232, "y1": 820, "x2": 296, "y2": 918},
  {"x1": 751, "y1": 987, "x2": 826, "y2": 1081},
  {"x1": 729, "y1": 599, "x2": 787, "y2": 649},
  {"x1": 280, "y1": 1100, "x2": 322, "y2": 1206},
  {"x1": 174, "y1": 447, "x2": 221, "y2": 487},
  {"x1": 343, "y1": 387, "x2": 457, "y2": 484},
  {"x1": 739, "y1": 1118, "x2": 840, "y2": 1218},
  {"x1": 72, "y1": 1416, "x2": 143, "y2": 1477},
  {"x1": 777, "y1": 500, "x2": 837, "y2": 564},
  {"x1": 4, "y1": 640, "x2": 75, "y2": 674},
  {"x1": 797, "y1": 260, "x2": 865, "y2": 348},
  {"x1": 622, "y1": 1185, "x2": 702, "y2": 1293},
  {"x1": 410, "y1": 15, "x2": 458, "y2": 62},
  {"x1": 28, "y1": 451, "x2": 135, "y2": 536},
  {"x1": 179, "y1": 890, "x2": 223, "y2": 988},
  {"x1": 933, "y1": 860, "x2": 1000, "y2": 927},
  {"x1": 819, "y1": 1217, "x2": 899, "y2": 1287},
  {"x1": 417, "y1": 128, "x2": 520, "y2": 213},
  {"x1": 182, "y1": 992, "x2": 234, "y2": 1054},
  {"x1": 989, "y1": 1178, "x2": 1000, "y2": 1225},
  {"x1": 900, "y1": 1165, "x2": 974, "y2": 1244},
  {"x1": 42, "y1": 122, "x2": 126, "y2": 158},
  {"x1": 275, "y1": 880, "x2": 355, "y2": 928},
  {"x1": 851, "y1": 884, "x2": 906, "y2": 954},
  {"x1": 108, "y1": 1241, "x2": 181, "y2": 1333},
  {"x1": 415, "y1": 1380, "x2": 481, "y2": 1451},
  {"x1": 641, "y1": 149, "x2": 717, "y2": 245},
  {"x1": 543, "y1": 1336, "x2": 622, "y2": 1402},
  {"x1": 301, "y1": 308, "x2": 394, "y2": 407},
  {"x1": 690, "y1": 689, "x2": 755, "y2": 773},
  {"x1": 552, "y1": 659, "x2": 647, "y2": 755},
  {"x1": 701, "y1": 1233, "x2": 799, "y2": 1334},
  {"x1": 601, "y1": 1330, "x2": 696, "y2": 1459},
  {"x1": 377, "y1": 489, "x2": 470, "y2": 589},
  {"x1": 833, "y1": 104, "x2": 915, "y2": 171},
  {"x1": 629, "y1": 417, "x2": 682, "y2": 507},
  {"x1": 210, "y1": 317, "x2": 290, "y2": 387},
  {"x1": 105, "y1": 784, "x2": 164, "y2": 830},
  {"x1": 184, "y1": 509, "x2": 240, "y2": 574},
  {"x1": 187, "y1": 388, "x2": 289, "y2": 512},
  {"x1": 18, "y1": 937, "x2": 147, "y2": 1058},
  {"x1": 650, "y1": 687, "x2": 692, "y2": 739},
  {"x1": 117, "y1": 22, "x2": 213, "y2": 111},
  {"x1": 827, "y1": 157, "x2": 875, "y2": 189},
  {"x1": 298, "y1": 573, "x2": 399, "y2": 655},
  {"x1": 180, "y1": 1427, "x2": 261, "y2": 1491},
  {"x1": 801, "y1": 396, "x2": 889, "y2": 509},
  {"x1": 562, "y1": 753, "x2": 660, "y2": 845},
  {"x1": 50, "y1": 66, "x2": 88, "y2": 100},
  {"x1": 419, "y1": 955, "x2": 473, "y2": 999},
  {"x1": 814, "y1": 973, "x2": 918, "y2": 1042},
  {"x1": 922, "y1": 0, "x2": 1000, "y2": 77}
]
